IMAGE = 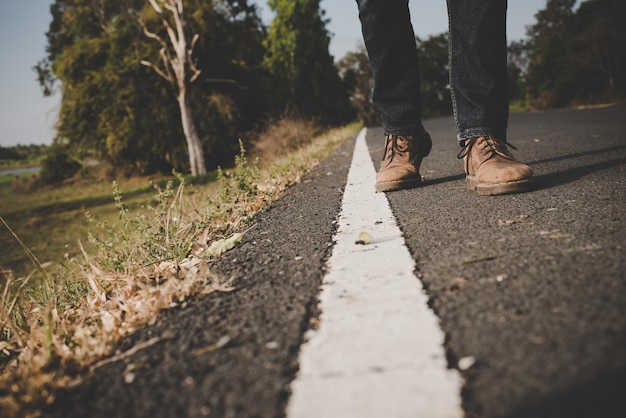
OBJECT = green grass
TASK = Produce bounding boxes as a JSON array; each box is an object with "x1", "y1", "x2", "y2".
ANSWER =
[
  {"x1": 509, "y1": 100, "x2": 531, "y2": 113},
  {"x1": 0, "y1": 173, "x2": 158, "y2": 281}
]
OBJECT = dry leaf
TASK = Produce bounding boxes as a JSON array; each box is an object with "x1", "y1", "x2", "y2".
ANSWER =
[
  {"x1": 206, "y1": 233, "x2": 243, "y2": 258},
  {"x1": 355, "y1": 231, "x2": 374, "y2": 245}
]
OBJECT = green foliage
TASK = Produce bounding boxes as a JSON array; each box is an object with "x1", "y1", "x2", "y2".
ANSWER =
[
  {"x1": 338, "y1": 34, "x2": 453, "y2": 122},
  {"x1": 36, "y1": 0, "x2": 268, "y2": 174},
  {"x1": 416, "y1": 33, "x2": 453, "y2": 118},
  {"x1": 336, "y1": 45, "x2": 378, "y2": 126},
  {"x1": 263, "y1": 0, "x2": 353, "y2": 125},
  {"x1": 507, "y1": 40, "x2": 527, "y2": 105},
  {"x1": 0, "y1": 145, "x2": 48, "y2": 165},
  {"x1": 523, "y1": 0, "x2": 626, "y2": 109},
  {"x1": 568, "y1": 0, "x2": 626, "y2": 103},
  {"x1": 35, "y1": 0, "x2": 182, "y2": 172},
  {"x1": 232, "y1": 141, "x2": 260, "y2": 195},
  {"x1": 38, "y1": 146, "x2": 81, "y2": 185},
  {"x1": 524, "y1": 0, "x2": 577, "y2": 108},
  {"x1": 215, "y1": 141, "x2": 260, "y2": 206},
  {"x1": 0, "y1": 148, "x2": 21, "y2": 162}
]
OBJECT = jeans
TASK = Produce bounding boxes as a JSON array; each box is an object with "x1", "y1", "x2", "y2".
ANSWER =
[{"x1": 356, "y1": 0, "x2": 509, "y2": 143}]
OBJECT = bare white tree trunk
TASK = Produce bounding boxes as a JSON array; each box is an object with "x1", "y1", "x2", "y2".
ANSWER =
[
  {"x1": 178, "y1": 89, "x2": 205, "y2": 176},
  {"x1": 139, "y1": 0, "x2": 207, "y2": 176}
]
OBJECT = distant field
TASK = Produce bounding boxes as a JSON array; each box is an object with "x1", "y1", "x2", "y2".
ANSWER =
[{"x1": 0, "y1": 171, "x2": 182, "y2": 282}]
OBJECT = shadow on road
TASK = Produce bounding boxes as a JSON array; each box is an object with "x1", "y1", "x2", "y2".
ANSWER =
[
  {"x1": 530, "y1": 156, "x2": 626, "y2": 192},
  {"x1": 504, "y1": 368, "x2": 626, "y2": 418},
  {"x1": 525, "y1": 143, "x2": 626, "y2": 191},
  {"x1": 419, "y1": 144, "x2": 626, "y2": 191},
  {"x1": 421, "y1": 173, "x2": 466, "y2": 187},
  {"x1": 528, "y1": 144, "x2": 626, "y2": 166}
]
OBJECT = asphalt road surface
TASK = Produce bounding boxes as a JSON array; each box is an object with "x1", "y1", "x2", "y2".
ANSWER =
[{"x1": 45, "y1": 106, "x2": 626, "y2": 418}]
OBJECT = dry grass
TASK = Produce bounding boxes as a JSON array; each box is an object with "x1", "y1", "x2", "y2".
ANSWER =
[
  {"x1": 0, "y1": 120, "x2": 360, "y2": 418},
  {"x1": 249, "y1": 115, "x2": 322, "y2": 162}
]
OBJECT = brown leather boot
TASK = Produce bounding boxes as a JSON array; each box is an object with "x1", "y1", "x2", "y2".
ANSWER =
[
  {"x1": 375, "y1": 130, "x2": 432, "y2": 192},
  {"x1": 458, "y1": 136, "x2": 533, "y2": 196}
]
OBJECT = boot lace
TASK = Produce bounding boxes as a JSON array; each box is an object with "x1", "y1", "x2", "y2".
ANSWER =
[
  {"x1": 457, "y1": 136, "x2": 518, "y2": 173},
  {"x1": 384, "y1": 134, "x2": 414, "y2": 163},
  {"x1": 457, "y1": 136, "x2": 517, "y2": 160}
]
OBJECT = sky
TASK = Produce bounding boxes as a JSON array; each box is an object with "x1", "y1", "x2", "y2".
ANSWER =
[{"x1": 0, "y1": 0, "x2": 560, "y2": 147}]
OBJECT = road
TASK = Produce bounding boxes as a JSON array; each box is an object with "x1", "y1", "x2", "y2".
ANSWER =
[{"x1": 45, "y1": 105, "x2": 626, "y2": 418}]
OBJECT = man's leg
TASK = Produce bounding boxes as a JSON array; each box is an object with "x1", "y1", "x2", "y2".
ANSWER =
[
  {"x1": 356, "y1": 0, "x2": 431, "y2": 192},
  {"x1": 447, "y1": 0, "x2": 532, "y2": 195}
]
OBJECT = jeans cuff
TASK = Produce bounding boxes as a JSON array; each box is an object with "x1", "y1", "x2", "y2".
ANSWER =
[
  {"x1": 384, "y1": 124, "x2": 426, "y2": 137},
  {"x1": 457, "y1": 128, "x2": 506, "y2": 146}
]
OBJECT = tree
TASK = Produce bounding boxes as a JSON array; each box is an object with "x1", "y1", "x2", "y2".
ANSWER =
[
  {"x1": 338, "y1": 33, "x2": 452, "y2": 124},
  {"x1": 507, "y1": 40, "x2": 528, "y2": 105},
  {"x1": 39, "y1": 145, "x2": 82, "y2": 184},
  {"x1": 137, "y1": 0, "x2": 205, "y2": 176},
  {"x1": 336, "y1": 45, "x2": 377, "y2": 126},
  {"x1": 181, "y1": 0, "x2": 268, "y2": 168},
  {"x1": 569, "y1": 0, "x2": 626, "y2": 102},
  {"x1": 524, "y1": 0, "x2": 577, "y2": 109},
  {"x1": 523, "y1": 0, "x2": 626, "y2": 108},
  {"x1": 416, "y1": 33, "x2": 452, "y2": 118},
  {"x1": 35, "y1": 0, "x2": 267, "y2": 174},
  {"x1": 35, "y1": 0, "x2": 185, "y2": 172},
  {"x1": 263, "y1": 0, "x2": 352, "y2": 125}
]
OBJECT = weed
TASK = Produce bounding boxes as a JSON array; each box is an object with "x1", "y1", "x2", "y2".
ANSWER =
[{"x1": 233, "y1": 140, "x2": 260, "y2": 195}]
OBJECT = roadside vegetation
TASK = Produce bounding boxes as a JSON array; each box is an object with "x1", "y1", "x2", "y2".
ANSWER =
[
  {"x1": 0, "y1": 119, "x2": 360, "y2": 417},
  {"x1": 0, "y1": 145, "x2": 48, "y2": 170}
]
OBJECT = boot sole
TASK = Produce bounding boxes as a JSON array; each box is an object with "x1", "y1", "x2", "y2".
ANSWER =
[
  {"x1": 376, "y1": 177, "x2": 424, "y2": 193},
  {"x1": 466, "y1": 176, "x2": 532, "y2": 196}
]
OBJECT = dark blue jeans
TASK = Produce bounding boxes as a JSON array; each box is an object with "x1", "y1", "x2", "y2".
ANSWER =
[{"x1": 356, "y1": 0, "x2": 509, "y2": 143}]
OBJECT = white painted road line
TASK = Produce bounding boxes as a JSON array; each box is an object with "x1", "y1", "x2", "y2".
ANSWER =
[{"x1": 287, "y1": 128, "x2": 464, "y2": 418}]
